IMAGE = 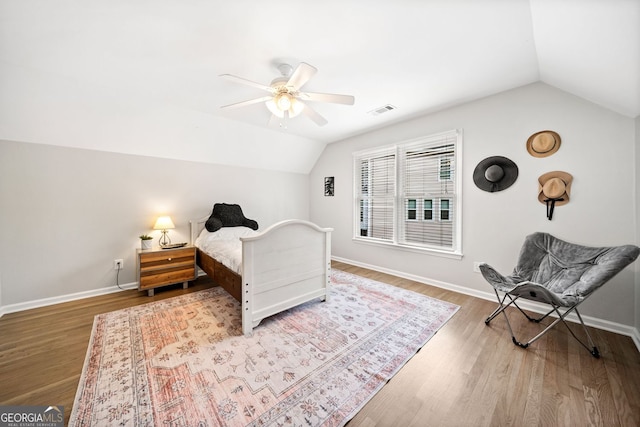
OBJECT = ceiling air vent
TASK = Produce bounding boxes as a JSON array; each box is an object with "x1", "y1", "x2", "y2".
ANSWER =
[{"x1": 368, "y1": 104, "x2": 397, "y2": 116}]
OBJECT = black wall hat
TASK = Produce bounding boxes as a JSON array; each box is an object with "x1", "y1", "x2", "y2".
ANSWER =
[{"x1": 473, "y1": 156, "x2": 519, "y2": 192}]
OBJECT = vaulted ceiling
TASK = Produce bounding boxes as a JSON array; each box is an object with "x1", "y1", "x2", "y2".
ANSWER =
[{"x1": 1, "y1": 0, "x2": 638, "y2": 172}]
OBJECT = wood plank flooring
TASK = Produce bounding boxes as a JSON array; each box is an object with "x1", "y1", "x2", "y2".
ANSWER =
[{"x1": 1, "y1": 261, "x2": 639, "y2": 426}]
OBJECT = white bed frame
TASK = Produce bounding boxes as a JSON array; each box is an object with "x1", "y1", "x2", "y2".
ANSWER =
[{"x1": 190, "y1": 217, "x2": 332, "y2": 336}]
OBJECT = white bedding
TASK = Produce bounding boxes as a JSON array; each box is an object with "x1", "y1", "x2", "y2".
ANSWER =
[{"x1": 194, "y1": 226, "x2": 259, "y2": 275}]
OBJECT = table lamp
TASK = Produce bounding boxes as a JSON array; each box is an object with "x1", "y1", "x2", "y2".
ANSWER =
[{"x1": 153, "y1": 216, "x2": 175, "y2": 246}]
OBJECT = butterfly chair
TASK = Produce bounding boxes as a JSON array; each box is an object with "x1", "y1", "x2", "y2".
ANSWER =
[{"x1": 480, "y1": 232, "x2": 639, "y2": 358}]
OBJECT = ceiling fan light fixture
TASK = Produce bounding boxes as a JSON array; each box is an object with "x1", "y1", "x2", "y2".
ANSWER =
[{"x1": 266, "y1": 93, "x2": 304, "y2": 118}]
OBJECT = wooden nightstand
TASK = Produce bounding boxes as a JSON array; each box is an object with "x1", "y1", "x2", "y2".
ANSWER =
[{"x1": 137, "y1": 245, "x2": 196, "y2": 296}]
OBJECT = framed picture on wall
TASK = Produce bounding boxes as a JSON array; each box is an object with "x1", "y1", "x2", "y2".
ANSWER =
[{"x1": 324, "y1": 177, "x2": 335, "y2": 196}]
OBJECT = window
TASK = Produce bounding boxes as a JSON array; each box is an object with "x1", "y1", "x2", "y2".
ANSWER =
[
  {"x1": 424, "y1": 199, "x2": 433, "y2": 220},
  {"x1": 354, "y1": 130, "x2": 461, "y2": 254},
  {"x1": 357, "y1": 148, "x2": 395, "y2": 241},
  {"x1": 439, "y1": 158, "x2": 452, "y2": 181},
  {"x1": 440, "y1": 199, "x2": 451, "y2": 221},
  {"x1": 407, "y1": 199, "x2": 417, "y2": 220}
]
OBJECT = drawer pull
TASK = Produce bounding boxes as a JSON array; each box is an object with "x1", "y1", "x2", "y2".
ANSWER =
[{"x1": 167, "y1": 258, "x2": 172, "y2": 261}]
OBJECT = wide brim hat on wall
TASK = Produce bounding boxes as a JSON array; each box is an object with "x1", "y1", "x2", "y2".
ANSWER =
[
  {"x1": 527, "y1": 130, "x2": 561, "y2": 158},
  {"x1": 473, "y1": 156, "x2": 519, "y2": 192}
]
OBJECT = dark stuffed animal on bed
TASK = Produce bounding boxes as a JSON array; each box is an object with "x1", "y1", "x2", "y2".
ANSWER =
[{"x1": 205, "y1": 203, "x2": 259, "y2": 232}]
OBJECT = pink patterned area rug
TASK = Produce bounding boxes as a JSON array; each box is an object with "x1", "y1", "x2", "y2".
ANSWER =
[{"x1": 69, "y1": 270, "x2": 459, "y2": 426}]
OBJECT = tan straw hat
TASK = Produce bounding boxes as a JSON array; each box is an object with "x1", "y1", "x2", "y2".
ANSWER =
[
  {"x1": 538, "y1": 171, "x2": 572, "y2": 206},
  {"x1": 527, "y1": 130, "x2": 561, "y2": 157}
]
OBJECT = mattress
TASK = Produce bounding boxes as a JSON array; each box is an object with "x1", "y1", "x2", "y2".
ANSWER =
[{"x1": 194, "y1": 226, "x2": 259, "y2": 275}]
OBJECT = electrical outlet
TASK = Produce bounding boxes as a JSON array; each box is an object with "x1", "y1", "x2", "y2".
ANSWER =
[
  {"x1": 114, "y1": 259, "x2": 124, "y2": 270},
  {"x1": 473, "y1": 262, "x2": 484, "y2": 273}
]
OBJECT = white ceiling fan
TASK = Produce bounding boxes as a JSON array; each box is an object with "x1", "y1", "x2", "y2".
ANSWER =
[{"x1": 220, "y1": 62, "x2": 355, "y2": 127}]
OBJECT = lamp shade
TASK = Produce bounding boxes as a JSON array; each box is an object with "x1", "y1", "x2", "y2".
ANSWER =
[{"x1": 153, "y1": 216, "x2": 175, "y2": 230}]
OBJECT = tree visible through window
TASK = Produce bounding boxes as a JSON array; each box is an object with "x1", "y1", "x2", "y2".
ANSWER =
[{"x1": 354, "y1": 130, "x2": 461, "y2": 253}]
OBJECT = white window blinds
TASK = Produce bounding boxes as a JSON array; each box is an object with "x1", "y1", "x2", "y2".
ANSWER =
[
  {"x1": 354, "y1": 130, "x2": 461, "y2": 254},
  {"x1": 355, "y1": 147, "x2": 395, "y2": 241},
  {"x1": 399, "y1": 133, "x2": 457, "y2": 249}
]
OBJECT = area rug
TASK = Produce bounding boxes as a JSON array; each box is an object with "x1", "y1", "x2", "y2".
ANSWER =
[{"x1": 69, "y1": 269, "x2": 459, "y2": 426}]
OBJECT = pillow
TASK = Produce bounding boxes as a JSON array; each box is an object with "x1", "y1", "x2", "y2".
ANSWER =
[
  {"x1": 205, "y1": 217, "x2": 223, "y2": 232},
  {"x1": 205, "y1": 203, "x2": 259, "y2": 232}
]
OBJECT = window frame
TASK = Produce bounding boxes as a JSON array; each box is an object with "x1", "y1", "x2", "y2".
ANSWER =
[{"x1": 353, "y1": 129, "x2": 463, "y2": 258}]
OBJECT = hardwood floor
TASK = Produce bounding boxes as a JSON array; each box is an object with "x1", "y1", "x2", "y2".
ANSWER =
[{"x1": 1, "y1": 261, "x2": 639, "y2": 426}]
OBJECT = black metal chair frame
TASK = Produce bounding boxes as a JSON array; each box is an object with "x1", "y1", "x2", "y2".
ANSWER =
[{"x1": 484, "y1": 288, "x2": 600, "y2": 358}]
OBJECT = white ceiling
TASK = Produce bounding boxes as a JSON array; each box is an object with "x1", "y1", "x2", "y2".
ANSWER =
[{"x1": 1, "y1": 0, "x2": 638, "y2": 146}]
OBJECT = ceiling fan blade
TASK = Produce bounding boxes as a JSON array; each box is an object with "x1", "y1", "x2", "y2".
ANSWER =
[
  {"x1": 300, "y1": 91, "x2": 355, "y2": 105},
  {"x1": 220, "y1": 96, "x2": 272, "y2": 110},
  {"x1": 219, "y1": 74, "x2": 273, "y2": 93},
  {"x1": 286, "y1": 62, "x2": 317, "y2": 90},
  {"x1": 302, "y1": 104, "x2": 328, "y2": 126}
]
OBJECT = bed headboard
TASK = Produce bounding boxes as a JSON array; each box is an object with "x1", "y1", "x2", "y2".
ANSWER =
[{"x1": 190, "y1": 216, "x2": 210, "y2": 245}]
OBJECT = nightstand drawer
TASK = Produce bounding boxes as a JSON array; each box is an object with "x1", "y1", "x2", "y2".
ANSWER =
[
  {"x1": 139, "y1": 248, "x2": 194, "y2": 267},
  {"x1": 140, "y1": 266, "x2": 195, "y2": 288},
  {"x1": 140, "y1": 255, "x2": 194, "y2": 272}
]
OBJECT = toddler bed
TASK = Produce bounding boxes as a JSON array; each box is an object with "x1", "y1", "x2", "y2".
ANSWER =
[{"x1": 190, "y1": 204, "x2": 332, "y2": 336}]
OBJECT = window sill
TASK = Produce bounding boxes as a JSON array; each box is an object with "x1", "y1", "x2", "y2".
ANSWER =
[{"x1": 352, "y1": 237, "x2": 463, "y2": 260}]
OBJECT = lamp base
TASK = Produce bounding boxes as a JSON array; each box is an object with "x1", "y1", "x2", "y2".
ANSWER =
[{"x1": 159, "y1": 230, "x2": 171, "y2": 247}]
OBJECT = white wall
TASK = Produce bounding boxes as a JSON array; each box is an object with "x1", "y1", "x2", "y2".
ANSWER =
[
  {"x1": 310, "y1": 82, "x2": 638, "y2": 327},
  {"x1": 0, "y1": 140, "x2": 309, "y2": 307}
]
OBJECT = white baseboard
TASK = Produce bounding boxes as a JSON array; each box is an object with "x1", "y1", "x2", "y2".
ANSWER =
[
  {"x1": 0, "y1": 269, "x2": 204, "y2": 319},
  {"x1": 0, "y1": 282, "x2": 138, "y2": 317},
  {"x1": 332, "y1": 256, "x2": 640, "y2": 353}
]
